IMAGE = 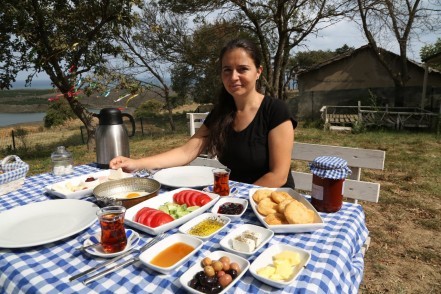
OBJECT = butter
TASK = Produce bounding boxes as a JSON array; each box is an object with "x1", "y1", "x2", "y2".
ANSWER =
[
  {"x1": 273, "y1": 250, "x2": 301, "y2": 266},
  {"x1": 256, "y1": 250, "x2": 301, "y2": 282}
]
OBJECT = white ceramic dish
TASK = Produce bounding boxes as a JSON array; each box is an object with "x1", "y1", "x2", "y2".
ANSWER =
[
  {"x1": 82, "y1": 229, "x2": 140, "y2": 258},
  {"x1": 139, "y1": 233, "x2": 203, "y2": 274},
  {"x1": 178, "y1": 212, "x2": 231, "y2": 240},
  {"x1": 219, "y1": 224, "x2": 274, "y2": 257},
  {"x1": 45, "y1": 169, "x2": 132, "y2": 199},
  {"x1": 249, "y1": 188, "x2": 325, "y2": 233},
  {"x1": 0, "y1": 199, "x2": 99, "y2": 248},
  {"x1": 153, "y1": 166, "x2": 215, "y2": 188},
  {"x1": 249, "y1": 244, "x2": 311, "y2": 289},
  {"x1": 180, "y1": 250, "x2": 250, "y2": 294},
  {"x1": 210, "y1": 197, "x2": 248, "y2": 220},
  {"x1": 124, "y1": 188, "x2": 219, "y2": 235}
]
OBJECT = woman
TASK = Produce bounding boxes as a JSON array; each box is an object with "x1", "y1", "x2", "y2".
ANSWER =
[{"x1": 110, "y1": 38, "x2": 297, "y2": 188}]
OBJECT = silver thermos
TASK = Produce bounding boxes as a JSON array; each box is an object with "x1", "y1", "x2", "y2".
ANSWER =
[{"x1": 94, "y1": 108, "x2": 136, "y2": 169}]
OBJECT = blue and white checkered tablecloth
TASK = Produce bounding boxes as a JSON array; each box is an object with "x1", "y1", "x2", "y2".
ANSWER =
[{"x1": 0, "y1": 164, "x2": 369, "y2": 294}]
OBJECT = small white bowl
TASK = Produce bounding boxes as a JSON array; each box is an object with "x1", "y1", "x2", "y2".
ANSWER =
[
  {"x1": 179, "y1": 250, "x2": 250, "y2": 294},
  {"x1": 219, "y1": 224, "x2": 273, "y2": 257},
  {"x1": 211, "y1": 197, "x2": 248, "y2": 220},
  {"x1": 249, "y1": 243, "x2": 311, "y2": 289},
  {"x1": 178, "y1": 213, "x2": 230, "y2": 240},
  {"x1": 139, "y1": 233, "x2": 203, "y2": 274}
]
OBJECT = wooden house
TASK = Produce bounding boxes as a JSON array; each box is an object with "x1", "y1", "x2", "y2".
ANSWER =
[{"x1": 292, "y1": 45, "x2": 441, "y2": 120}]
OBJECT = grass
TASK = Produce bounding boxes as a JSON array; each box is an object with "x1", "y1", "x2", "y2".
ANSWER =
[{"x1": 2, "y1": 110, "x2": 441, "y2": 293}]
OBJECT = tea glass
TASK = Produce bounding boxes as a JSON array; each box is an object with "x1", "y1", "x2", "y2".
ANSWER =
[
  {"x1": 213, "y1": 168, "x2": 231, "y2": 196},
  {"x1": 96, "y1": 206, "x2": 127, "y2": 253}
]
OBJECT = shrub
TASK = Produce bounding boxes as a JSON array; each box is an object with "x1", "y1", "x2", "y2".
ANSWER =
[
  {"x1": 44, "y1": 99, "x2": 76, "y2": 128},
  {"x1": 134, "y1": 99, "x2": 164, "y2": 118}
]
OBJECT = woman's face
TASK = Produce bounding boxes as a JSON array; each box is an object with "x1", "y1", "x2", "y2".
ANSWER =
[{"x1": 221, "y1": 48, "x2": 262, "y2": 99}]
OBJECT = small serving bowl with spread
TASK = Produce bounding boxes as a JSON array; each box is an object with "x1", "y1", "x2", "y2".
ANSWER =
[
  {"x1": 178, "y1": 213, "x2": 231, "y2": 241},
  {"x1": 210, "y1": 197, "x2": 248, "y2": 220},
  {"x1": 220, "y1": 224, "x2": 274, "y2": 258},
  {"x1": 139, "y1": 233, "x2": 203, "y2": 274}
]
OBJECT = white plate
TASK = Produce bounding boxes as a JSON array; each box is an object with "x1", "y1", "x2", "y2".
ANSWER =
[
  {"x1": 124, "y1": 188, "x2": 219, "y2": 235},
  {"x1": 220, "y1": 224, "x2": 274, "y2": 257},
  {"x1": 249, "y1": 244, "x2": 311, "y2": 288},
  {"x1": 249, "y1": 188, "x2": 325, "y2": 233},
  {"x1": 139, "y1": 233, "x2": 203, "y2": 274},
  {"x1": 210, "y1": 197, "x2": 248, "y2": 220},
  {"x1": 179, "y1": 250, "x2": 250, "y2": 294},
  {"x1": 178, "y1": 212, "x2": 231, "y2": 240},
  {"x1": 82, "y1": 229, "x2": 140, "y2": 258},
  {"x1": 153, "y1": 166, "x2": 215, "y2": 188},
  {"x1": 0, "y1": 199, "x2": 99, "y2": 248},
  {"x1": 45, "y1": 170, "x2": 133, "y2": 199}
]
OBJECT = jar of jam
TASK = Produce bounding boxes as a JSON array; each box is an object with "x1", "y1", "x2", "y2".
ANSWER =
[{"x1": 309, "y1": 156, "x2": 351, "y2": 213}]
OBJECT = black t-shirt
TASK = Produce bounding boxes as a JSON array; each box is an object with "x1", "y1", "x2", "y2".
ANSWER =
[{"x1": 204, "y1": 96, "x2": 297, "y2": 188}]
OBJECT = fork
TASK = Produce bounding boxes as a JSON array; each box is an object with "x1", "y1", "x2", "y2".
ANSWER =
[
  {"x1": 82, "y1": 233, "x2": 166, "y2": 285},
  {"x1": 69, "y1": 233, "x2": 165, "y2": 282}
]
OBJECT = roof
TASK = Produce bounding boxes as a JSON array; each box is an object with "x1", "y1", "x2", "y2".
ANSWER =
[{"x1": 298, "y1": 44, "x2": 440, "y2": 76}]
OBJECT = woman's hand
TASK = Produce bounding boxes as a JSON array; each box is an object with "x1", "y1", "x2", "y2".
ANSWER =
[{"x1": 109, "y1": 156, "x2": 139, "y2": 173}]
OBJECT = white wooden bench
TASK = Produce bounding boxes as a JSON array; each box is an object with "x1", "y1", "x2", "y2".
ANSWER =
[{"x1": 187, "y1": 113, "x2": 386, "y2": 255}]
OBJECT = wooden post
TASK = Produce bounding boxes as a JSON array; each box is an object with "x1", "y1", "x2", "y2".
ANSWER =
[
  {"x1": 11, "y1": 130, "x2": 16, "y2": 151},
  {"x1": 421, "y1": 63, "x2": 428, "y2": 110},
  {"x1": 358, "y1": 101, "x2": 362, "y2": 123}
]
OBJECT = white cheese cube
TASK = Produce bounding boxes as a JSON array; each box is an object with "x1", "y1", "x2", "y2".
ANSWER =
[{"x1": 232, "y1": 235, "x2": 255, "y2": 252}]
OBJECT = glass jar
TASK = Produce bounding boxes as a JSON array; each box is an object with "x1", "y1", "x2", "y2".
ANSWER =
[
  {"x1": 51, "y1": 146, "x2": 73, "y2": 176},
  {"x1": 309, "y1": 156, "x2": 351, "y2": 213}
]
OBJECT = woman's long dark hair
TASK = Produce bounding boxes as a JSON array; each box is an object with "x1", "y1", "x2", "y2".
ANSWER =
[{"x1": 206, "y1": 38, "x2": 262, "y2": 156}]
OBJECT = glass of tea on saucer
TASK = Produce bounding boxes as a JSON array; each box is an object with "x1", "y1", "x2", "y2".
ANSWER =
[{"x1": 96, "y1": 206, "x2": 127, "y2": 253}]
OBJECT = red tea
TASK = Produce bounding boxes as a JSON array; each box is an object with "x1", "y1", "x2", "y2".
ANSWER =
[
  {"x1": 213, "y1": 168, "x2": 230, "y2": 196},
  {"x1": 98, "y1": 209, "x2": 127, "y2": 253}
]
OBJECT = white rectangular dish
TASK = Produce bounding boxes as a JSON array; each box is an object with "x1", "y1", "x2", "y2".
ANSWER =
[
  {"x1": 249, "y1": 244, "x2": 311, "y2": 288},
  {"x1": 179, "y1": 250, "x2": 250, "y2": 294},
  {"x1": 249, "y1": 188, "x2": 324, "y2": 233},
  {"x1": 124, "y1": 188, "x2": 219, "y2": 235},
  {"x1": 45, "y1": 169, "x2": 132, "y2": 199},
  {"x1": 219, "y1": 224, "x2": 274, "y2": 258}
]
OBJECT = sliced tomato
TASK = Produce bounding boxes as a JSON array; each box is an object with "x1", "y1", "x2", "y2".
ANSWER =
[
  {"x1": 137, "y1": 209, "x2": 156, "y2": 225},
  {"x1": 134, "y1": 207, "x2": 155, "y2": 222},
  {"x1": 174, "y1": 190, "x2": 188, "y2": 205},
  {"x1": 142, "y1": 210, "x2": 163, "y2": 227},
  {"x1": 150, "y1": 212, "x2": 174, "y2": 228},
  {"x1": 198, "y1": 195, "x2": 212, "y2": 206},
  {"x1": 188, "y1": 192, "x2": 200, "y2": 206}
]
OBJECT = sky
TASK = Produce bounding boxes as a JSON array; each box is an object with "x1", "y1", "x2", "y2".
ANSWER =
[{"x1": 15, "y1": 17, "x2": 439, "y2": 84}]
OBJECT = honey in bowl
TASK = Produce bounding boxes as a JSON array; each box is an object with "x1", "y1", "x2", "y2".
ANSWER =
[{"x1": 150, "y1": 242, "x2": 195, "y2": 268}]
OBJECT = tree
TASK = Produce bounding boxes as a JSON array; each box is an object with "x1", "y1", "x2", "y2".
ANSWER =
[
  {"x1": 356, "y1": 0, "x2": 441, "y2": 106},
  {"x1": 158, "y1": 0, "x2": 354, "y2": 100},
  {"x1": 171, "y1": 20, "x2": 253, "y2": 104},
  {"x1": 0, "y1": 0, "x2": 141, "y2": 149},
  {"x1": 421, "y1": 38, "x2": 441, "y2": 71}
]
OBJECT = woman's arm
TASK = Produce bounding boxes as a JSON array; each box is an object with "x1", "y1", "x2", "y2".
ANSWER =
[
  {"x1": 253, "y1": 120, "x2": 294, "y2": 187},
  {"x1": 109, "y1": 125, "x2": 209, "y2": 172}
]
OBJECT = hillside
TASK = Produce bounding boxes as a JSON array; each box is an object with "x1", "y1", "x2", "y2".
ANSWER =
[{"x1": 0, "y1": 88, "x2": 164, "y2": 113}]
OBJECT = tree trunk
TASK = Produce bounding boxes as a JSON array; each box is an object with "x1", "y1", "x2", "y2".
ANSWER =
[{"x1": 66, "y1": 95, "x2": 98, "y2": 151}]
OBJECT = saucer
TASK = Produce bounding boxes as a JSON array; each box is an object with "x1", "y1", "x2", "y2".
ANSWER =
[
  {"x1": 82, "y1": 229, "x2": 139, "y2": 258},
  {"x1": 203, "y1": 186, "x2": 237, "y2": 195}
]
